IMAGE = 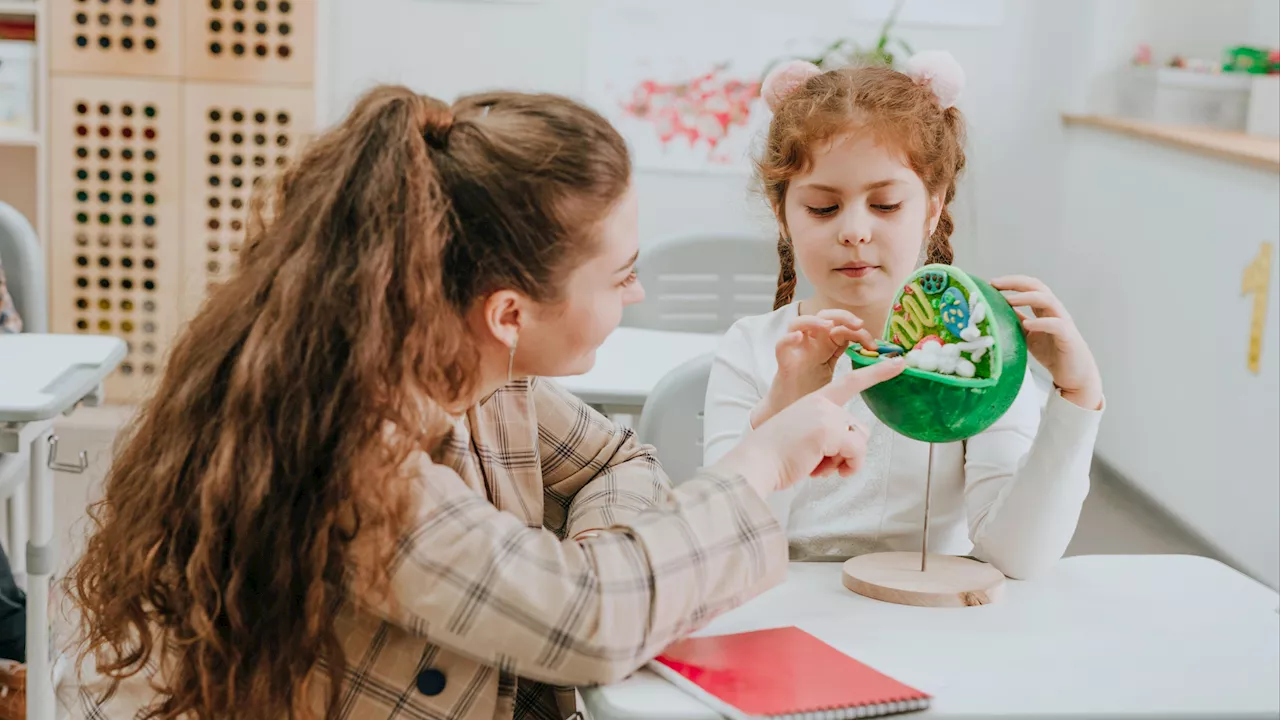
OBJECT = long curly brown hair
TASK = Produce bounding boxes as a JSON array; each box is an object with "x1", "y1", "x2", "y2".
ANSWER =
[
  {"x1": 66, "y1": 85, "x2": 629, "y2": 719},
  {"x1": 757, "y1": 65, "x2": 968, "y2": 309}
]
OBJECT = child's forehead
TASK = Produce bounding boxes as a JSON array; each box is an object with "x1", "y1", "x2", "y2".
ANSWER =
[{"x1": 800, "y1": 132, "x2": 917, "y2": 187}]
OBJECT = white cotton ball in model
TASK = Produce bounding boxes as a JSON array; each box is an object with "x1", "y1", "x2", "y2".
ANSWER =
[
  {"x1": 956, "y1": 358, "x2": 976, "y2": 378},
  {"x1": 937, "y1": 354, "x2": 958, "y2": 374},
  {"x1": 942, "y1": 343, "x2": 962, "y2": 358},
  {"x1": 960, "y1": 325, "x2": 981, "y2": 342},
  {"x1": 972, "y1": 300, "x2": 986, "y2": 325}
]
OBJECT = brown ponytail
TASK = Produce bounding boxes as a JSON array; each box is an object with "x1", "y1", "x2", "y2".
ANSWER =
[
  {"x1": 774, "y1": 234, "x2": 797, "y2": 309},
  {"x1": 68, "y1": 85, "x2": 630, "y2": 720},
  {"x1": 417, "y1": 94, "x2": 454, "y2": 149},
  {"x1": 926, "y1": 206, "x2": 955, "y2": 265},
  {"x1": 924, "y1": 107, "x2": 965, "y2": 265}
]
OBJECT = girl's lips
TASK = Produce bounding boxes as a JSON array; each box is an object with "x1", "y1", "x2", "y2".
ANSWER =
[{"x1": 836, "y1": 265, "x2": 877, "y2": 278}]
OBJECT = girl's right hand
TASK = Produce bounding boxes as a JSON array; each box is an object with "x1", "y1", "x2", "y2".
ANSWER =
[
  {"x1": 750, "y1": 309, "x2": 878, "y2": 427},
  {"x1": 715, "y1": 358, "x2": 905, "y2": 498}
]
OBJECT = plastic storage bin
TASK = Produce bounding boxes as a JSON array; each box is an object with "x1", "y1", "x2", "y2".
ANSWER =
[
  {"x1": 1246, "y1": 75, "x2": 1279, "y2": 138},
  {"x1": 1118, "y1": 66, "x2": 1253, "y2": 131}
]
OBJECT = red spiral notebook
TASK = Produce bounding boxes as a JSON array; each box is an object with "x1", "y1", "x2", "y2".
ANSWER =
[{"x1": 650, "y1": 626, "x2": 930, "y2": 719}]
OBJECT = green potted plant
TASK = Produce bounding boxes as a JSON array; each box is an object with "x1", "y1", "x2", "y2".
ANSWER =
[{"x1": 761, "y1": 0, "x2": 911, "y2": 79}]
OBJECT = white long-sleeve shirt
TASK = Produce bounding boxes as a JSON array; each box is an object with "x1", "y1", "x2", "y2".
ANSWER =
[{"x1": 703, "y1": 302, "x2": 1104, "y2": 579}]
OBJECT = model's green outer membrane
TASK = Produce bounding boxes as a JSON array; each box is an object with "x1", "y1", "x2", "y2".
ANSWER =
[{"x1": 846, "y1": 266, "x2": 1027, "y2": 443}]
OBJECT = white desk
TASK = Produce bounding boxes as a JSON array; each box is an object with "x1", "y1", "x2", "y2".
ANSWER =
[
  {"x1": 553, "y1": 327, "x2": 722, "y2": 413},
  {"x1": 583, "y1": 555, "x2": 1280, "y2": 719},
  {"x1": 0, "y1": 333, "x2": 126, "y2": 720}
]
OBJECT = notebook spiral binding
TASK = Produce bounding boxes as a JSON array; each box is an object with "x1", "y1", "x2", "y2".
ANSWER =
[{"x1": 770, "y1": 696, "x2": 931, "y2": 719}]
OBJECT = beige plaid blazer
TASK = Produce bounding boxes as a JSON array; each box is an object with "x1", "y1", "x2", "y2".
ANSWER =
[{"x1": 75, "y1": 377, "x2": 787, "y2": 719}]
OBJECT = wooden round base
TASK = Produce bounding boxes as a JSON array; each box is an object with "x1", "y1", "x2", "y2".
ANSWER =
[{"x1": 842, "y1": 551, "x2": 1005, "y2": 607}]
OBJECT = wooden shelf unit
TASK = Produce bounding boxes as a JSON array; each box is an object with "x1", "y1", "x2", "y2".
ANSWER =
[{"x1": 2, "y1": 0, "x2": 328, "y2": 405}]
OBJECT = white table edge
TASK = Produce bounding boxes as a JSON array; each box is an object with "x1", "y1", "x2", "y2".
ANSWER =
[{"x1": 581, "y1": 554, "x2": 1280, "y2": 720}]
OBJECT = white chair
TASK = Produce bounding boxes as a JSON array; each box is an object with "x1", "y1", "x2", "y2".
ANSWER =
[
  {"x1": 622, "y1": 235, "x2": 779, "y2": 333},
  {"x1": 636, "y1": 353, "x2": 714, "y2": 486},
  {"x1": 1, "y1": 208, "x2": 122, "y2": 715},
  {"x1": 0, "y1": 202, "x2": 45, "y2": 571}
]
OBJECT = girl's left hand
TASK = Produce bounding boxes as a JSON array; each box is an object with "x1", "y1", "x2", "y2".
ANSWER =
[{"x1": 991, "y1": 275, "x2": 1103, "y2": 410}]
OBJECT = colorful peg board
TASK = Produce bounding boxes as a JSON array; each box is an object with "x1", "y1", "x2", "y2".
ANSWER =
[
  {"x1": 49, "y1": 77, "x2": 184, "y2": 402},
  {"x1": 51, "y1": 0, "x2": 183, "y2": 78},
  {"x1": 184, "y1": 0, "x2": 316, "y2": 85},
  {"x1": 52, "y1": 0, "x2": 315, "y2": 82},
  {"x1": 180, "y1": 83, "x2": 315, "y2": 318},
  {"x1": 47, "y1": 2, "x2": 317, "y2": 403}
]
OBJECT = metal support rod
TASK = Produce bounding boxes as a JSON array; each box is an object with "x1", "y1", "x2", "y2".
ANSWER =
[
  {"x1": 28, "y1": 427, "x2": 56, "y2": 720},
  {"x1": 921, "y1": 443, "x2": 933, "y2": 572}
]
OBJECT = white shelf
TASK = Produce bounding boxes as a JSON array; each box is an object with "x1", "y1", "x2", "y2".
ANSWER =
[
  {"x1": 0, "y1": 1, "x2": 37, "y2": 19},
  {"x1": 0, "y1": 127, "x2": 38, "y2": 147}
]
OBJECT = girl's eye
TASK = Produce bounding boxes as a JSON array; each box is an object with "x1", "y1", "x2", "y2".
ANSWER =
[
  {"x1": 872, "y1": 203, "x2": 902, "y2": 213},
  {"x1": 620, "y1": 270, "x2": 638, "y2": 287},
  {"x1": 806, "y1": 205, "x2": 838, "y2": 217}
]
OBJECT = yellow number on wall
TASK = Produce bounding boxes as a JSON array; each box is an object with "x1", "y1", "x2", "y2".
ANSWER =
[{"x1": 1242, "y1": 242, "x2": 1273, "y2": 374}]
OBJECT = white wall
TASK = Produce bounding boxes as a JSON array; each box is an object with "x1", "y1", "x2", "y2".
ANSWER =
[
  {"x1": 324, "y1": 0, "x2": 1084, "y2": 269},
  {"x1": 324, "y1": 0, "x2": 1270, "y2": 268},
  {"x1": 1065, "y1": 0, "x2": 1280, "y2": 116},
  {"x1": 1248, "y1": 1, "x2": 1280, "y2": 48},
  {"x1": 326, "y1": 0, "x2": 776, "y2": 248},
  {"x1": 1143, "y1": 0, "x2": 1280, "y2": 61}
]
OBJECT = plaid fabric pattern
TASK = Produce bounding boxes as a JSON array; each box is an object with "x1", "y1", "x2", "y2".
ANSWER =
[
  {"x1": 0, "y1": 260, "x2": 20, "y2": 333},
  {"x1": 74, "y1": 377, "x2": 787, "y2": 719}
]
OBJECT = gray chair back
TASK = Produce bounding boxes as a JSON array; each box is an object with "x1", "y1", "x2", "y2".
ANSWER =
[
  {"x1": 623, "y1": 235, "x2": 780, "y2": 333},
  {"x1": 636, "y1": 353, "x2": 714, "y2": 486},
  {"x1": 0, "y1": 202, "x2": 46, "y2": 332}
]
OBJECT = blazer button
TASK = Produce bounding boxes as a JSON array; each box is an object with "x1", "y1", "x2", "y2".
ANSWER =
[{"x1": 416, "y1": 668, "x2": 447, "y2": 697}]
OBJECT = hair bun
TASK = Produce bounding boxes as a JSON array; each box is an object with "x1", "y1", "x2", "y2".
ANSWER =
[
  {"x1": 761, "y1": 60, "x2": 823, "y2": 112},
  {"x1": 903, "y1": 50, "x2": 965, "y2": 109},
  {"x1": 416, "y1": 97, "x2": 455, "y2": 149}
]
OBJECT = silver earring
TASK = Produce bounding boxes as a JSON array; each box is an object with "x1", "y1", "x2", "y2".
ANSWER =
[{"x1": 507, "y1": 336, "x2": 518, "y2": 383}]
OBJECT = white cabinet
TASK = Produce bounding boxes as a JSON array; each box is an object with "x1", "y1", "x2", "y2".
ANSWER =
[{"x1": 1059, "y1": 123, "x2": 1279, "y2": 587}]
